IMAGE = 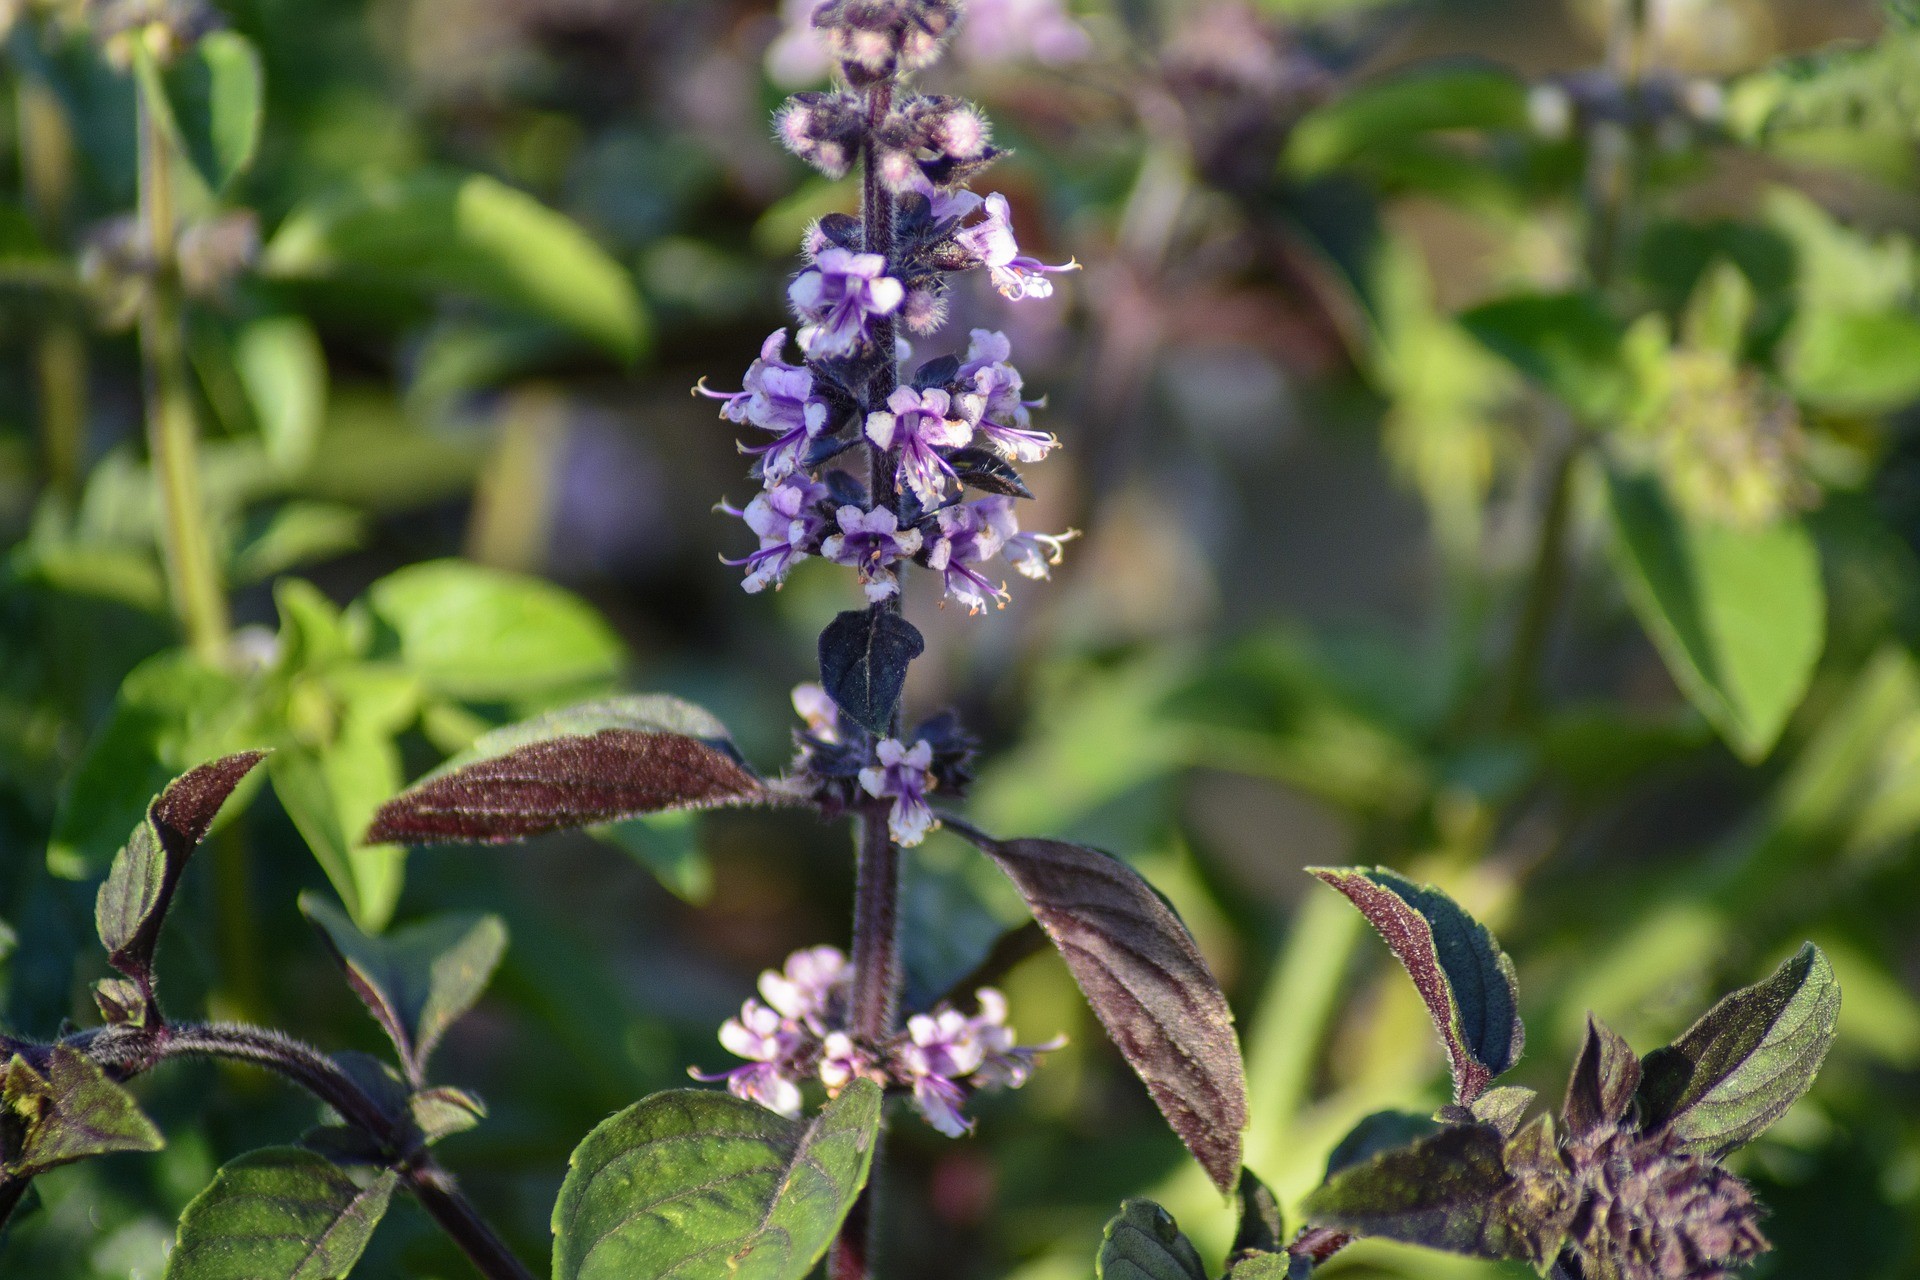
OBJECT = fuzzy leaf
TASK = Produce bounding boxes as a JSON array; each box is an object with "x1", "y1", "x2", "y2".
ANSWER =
[
  {"x1": 1095, "y1": 1200, "x2": 1206, "y2": 1280},
  {"x1": 366, "y1": 695, "x2": 768, "y2": 845},
  {"x1": 298, "y1": 894, "x2": 507, "y2": 1081},
  {"x1": 551, "y1": 1083, "x2": 881, "y2": 1280},
  {"x1": 163, "y1": 1147, "x2": 397, "y2": 1280},
  {"x1": 93, "y1": 978, "x2": 151, "y2": 1029},
  {"x1": 1232, "y1": 1169, "x2": 1286, "y2": 1259},
  {"x1": 1636, "y1": 943, "x2": 1841, "y2": 1155},
  {"x1": 952, "y1": 828, "x2": 1248, "y2": 1191},
  {"x1": 1563, "y1": 1015, "x2": 1641, "y2": 1139},
  {"x1": 2, "y1": 1047, "x2": 164, "y2": 1176},
  {"x1": 819, "y1": 609, "x2": 925, "y2": 736},
  {"x1": 1310, "y1": 867, "x2": 1522, "y2": 1103},
  {"x1": 1226, "y1": 1256, "x2": 1306, "y2": 1280},
  {"x1": 1468, "y1": 1085, "x2": 1537, "y2": 1137},
  {"x1": 1303, "y1": 1125, "x2": 1528, "y2": 1262},
  {"x1": 1326, "y1": 1111, "x2": 1444, "y2": 1178},
  {"x1": 410, "y1": 1088, "x2": 486, "y2": 1144},
  {"x1": 96, "y1": 753, "x2": 269, "y2": 984}
]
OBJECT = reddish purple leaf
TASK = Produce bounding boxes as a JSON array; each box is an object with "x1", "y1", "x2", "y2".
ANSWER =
[{"x1": 950, "y1": 824, "x2": 1248, "y2": 1191}]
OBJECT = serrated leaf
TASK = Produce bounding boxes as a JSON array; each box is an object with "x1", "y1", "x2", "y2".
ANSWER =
[
  {"x1": 1232, "y1": 1169, "x2": 1285, "y2": 1260},
  {"x1": 1606, "y1": 471, "x2": 1825, "y2": 762},
  {"x1": 1310, "y1": 867, "x2": 1522, "y2": 1104},
  {"x1": 819, "y1": 609, "x2": 925, "y2": 737},
  {"x1": 2, "y1": 1047, "x2": 164, "y2": 1176},
  {"x1": 366, "y1": 695, "x2": 769, "y2": 845},
  {"x1": 164, "y1": 1147, "x2": 397, "y2": 1280},
  {"x1": 299, "y1": 894, "x2": 507, "y2": 1083},
  {"x1": 1636, "y1": 943, "x2": 1841, "y2": 1155},
  {"x1": 1562, "y1": 1015, "x2": 1641, "y2": 1139},
  {"x1": 367, "y1": 560, "x2": 626, "y2": 701},
  {"x1": 96, "y1": 753, "x2": 268, "y2": 984},
  {"x1": 550, "y1": 1082, "x2": 881, "y2": 1280},
  {"x1": 1095, "y1": 1200, "x2": 1206, "y2": 1280},
  {"x1": 263, "y1": 174, "x2": 648, "y2": 362},
  {"x1": 1303, "y1": 1124, "x2": 1536, "y2": 1263},
  {"x1": 950, "y1": 827, "x2": 1247, "y2": 1191}
]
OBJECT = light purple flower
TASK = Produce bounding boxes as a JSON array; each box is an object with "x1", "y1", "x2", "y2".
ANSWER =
[
  {"x1": 822, "y1": 505, "x2": 924, "y2": 602},
  {"x1": 706, "y1": 998, "x2": 805, "y2": 1116},
  {"x1": 859, "y1": 736, "x2": 938, "y2": 846},
  {"x1": 791, "y1": 249, "x2": 905, "y2": 359},
  {"x1": 926, "y1": 501, "x2": 1010, "y2": 614},
  {"x1": 866, "y1": 386, "x2": 974, "y2": 506},
  {"x1": 953, "y1": 194, "x2": 1078, "y2": 301},
  {"x1": 900, "y1": 1007, "x2": 985, "y2": 1135},
  {"x1": 819, "y1": 1031, "x2": 876, "y2": 1094},
  {"x1": 955, "y1": 0, "x2": 1092, "y2": 68},
  {"x1": 956, "y1": 329, "x2": 1056, "y2": 462},
  {"x1": 697, "y1": 330, "x2": 833, "y2": 482},
  {"x1": 792, "y1": 682, "x2": 843, "y2": 744},
  {"x1": 759, "y1": 944, "x2": 850, "y2": 1030},
  {"x1": 907, "y1": 167, "x2": 985, "y2": 226},
  {"x1": 722, "y1": 476, "x2": 831, "y2": 593},
  {"x1": 969, "y1": 987, "x2": 1067, "y2": 1090},
  {"x1": 912, "y1": 1073, "x2": 974, "y2": 1137},
  {"x1": 1004, "y1": 526, "x2": 1078, "y2": 580}
]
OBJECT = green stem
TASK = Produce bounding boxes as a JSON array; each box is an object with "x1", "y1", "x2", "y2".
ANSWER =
[
  {"x1": 136, "y1": 63, "x2": 229, "y2": 663},
  {"x1": 18, "y1": 74, "x2": 87, "y2": 501},
  {"x1": 1499, "y1": 436, "x2": 1581, "y2": 727}
]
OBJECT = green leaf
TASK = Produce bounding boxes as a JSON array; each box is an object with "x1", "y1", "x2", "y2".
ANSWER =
[
  {"x1": 235, "y1": 316, "x2": 329, "y2": 473},
  {"x1": 551, "y1": 1083, "x2": 882, "y2": 1280},
  {"x1": 299, "y1": 893, "x2": 507, "y2": 1083},
  {"x1": 135, "y1": 32, "x2": 264, "y2": 193},
  {"x1": 233, "y1": 502, "x2": 366, "y2": 584},
  {"x1": 595, "y1": 811, "x2": 714, "y2": 903},
  {"x1": 1636, "y1": 943, "x2": 1841, "y2": 1155},
  {"x1": 1095, "y1": 1200, "x2": 1206, "y2": 1280},
  {"x1": 367, "y1": 560, "x2": 625, "y2": 701},
  {"x1": 1786, "y1": 308, "x2": 1920, "y2": 413},
  {"x1": 1287, "y1": 65, "x2": 1529, "y2": 176},
  {"x1": 1605, "y1": 471, "x2": 1826, "y2": 761},
  {"x1": 1467, "y1": 1085, "x2": 1536, "y2": 1137},
  {"x1": 96, "y1": 753, "x2": 269, "y2": 983},
  {"x1": 1460, "y1": 292, "x2": 1630, "y2": 423},
  {"x1": 263, "y1": 174, "x2": 648, "y2": 361},
  {"x1": 270, "y1": 727, "x2": 407, "y2": 934},
  {"x1": 368, "y1": 694, "x2": 768, "y2": 846},
  {"x1": 164, "y1": 1147, "x2": 396, "y2": 1280},
  {"x1": 2, "y1": 1047, "x2": 164, "y2": 1176},
  {"x1": 410, "y1": 1088, "x2": 486, "y2": 1145},
  {"x1": 1309, "y1": 867, "x2": 1522, "y2": 1103}
]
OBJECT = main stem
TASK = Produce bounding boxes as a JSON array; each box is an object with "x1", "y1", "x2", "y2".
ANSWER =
[{"x1": 136, "y1": 70, "x2": 229, "y2": 663}]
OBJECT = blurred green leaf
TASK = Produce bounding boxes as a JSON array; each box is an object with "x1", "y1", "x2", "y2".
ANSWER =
[
  {"x1": 235, "y1": 316, "x2": 328, "y2": 473},
  {"x1": 1460, "y1": 292, "x2": 1630, "y2": 423},
  {"x1": 1787, "y1": 308, "x2": 1920, "y2": 413},
  {"x1": 1095, "y1": 1199, "x2": 1206, "y2": 1280},
  {"x1": 163, "y1": 1147, "x2": 395, "y2": 1280},
  {"x1": 264, "y1": 174, "x2": 648, "y2": 361},
  {"x1": 232, "y1": 502, "x2": 365, "y2": 585},
  {"x1": 136, "y1": 32, "x2": 264, "y2": 194},
  {"x1": 551, "y1": 1083, "x2": 881, "y2": 1280},
  {"x1": 270, "y1": 696, "x2": 410, "y2": 933},
  {"x1": 1288, "y1": 65, "x2": 1528, "y2": 177},
  {"x1": 366, "y1": 560, "x2": 625, "y2": 702},
  {"x1": 594, "y1": 811, "x2": 713, "y2": 903},
  {"x1": 1605, "y1": 472, "x2": 1825, "y2": 761},
  {"x1": 2, "y1": 1047, "x2": 164, "y2": 1177}
]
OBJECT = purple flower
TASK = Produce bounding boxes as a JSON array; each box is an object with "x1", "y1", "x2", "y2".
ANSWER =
[
  {"x1": 926, "y1": 502, "x2": 1010, "y2": 614},
  {"x1": 818, "y1": 1031, "x2": 876, "y2": 1094},
  {"x1": 759, "y1": 944, "x2": 850, "y2": 1030},
  {"x1": 907, "y1": 167, "x2": 985, "y2": 226},
  {"x1": 866, "y1": 386, "x2": 974, "y2": 506},
  {"x1": 791, "y1": 248, "x2": 905, "y2": 359},
  {"x1": 722, "y1": 475, "x2": 831, "y2": 593},
  {"x1": 706, "y1": 998, "x2": 805, "y2": 1116},
  {"x1": 697, "y1": 330, "x2": 833, "y2": 482},
  {"x1": 1003, "y1": 526, "x2": 1078, "y2": 581},
  {"x1": 822, "y1": 505, "x2": 924, "y2": 602},
  {"x1": 956, "y1": 329, "x2": 1056, "y2": 462},
  {"x1": 792, "y1": 682, "x2": 843, "y2": 744},
  {"x1": 953, "y1": 194, "x2": 1078, "y2": 301},
  {"x1": 859, "y1": 736, "x2": 937, "y2": 846},
  {"x1": 900, "y1": 1008, "x2": 985, "y2": 1136},
  {"x1": 968, "y1": 987, "x2": 1066, "y2": 1090}
]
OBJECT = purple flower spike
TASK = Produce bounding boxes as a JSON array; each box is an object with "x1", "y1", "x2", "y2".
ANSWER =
[
  {"x1": 867, "y1": 386, "x2": 974, "y2": 506},
  {"x1": 822, "y1": 505, "x2": 924, "y2": 602},
  {"x1": 954, "y1": 194, "x2": 1079, "y2": 301},
  {"x1": 791, "y1": 248, "x2": 905, "y2": 359},
  {"x1": 957, "y1": 329, "x2": 1056, "y2": 462},
  {"x1": 859, "y1": 736, "x2": 938, "y2": 846},
  {"x1": 698, "y1": 330, "x2": 834, "y2": 482},
  {"x1": 927, "y1": 502, "x2": 1011, "y2": 614},
  {"x1": 722, "y1": 476, "x2": 831, "y2": 593}
]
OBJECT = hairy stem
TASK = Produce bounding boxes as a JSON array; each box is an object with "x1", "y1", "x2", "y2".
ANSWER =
[
  {"x1": 848, "y1": 803, "x2": 903, "y2": 1042},
  {"x1": 136, "y1": 64, "x2": 229, "y2": 663},
  {"x1": 405, "y1": 1162, "x2": 540, "y2": 1280}
]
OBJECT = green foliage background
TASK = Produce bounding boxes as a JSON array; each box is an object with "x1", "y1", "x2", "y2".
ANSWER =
[{"x1": 1, "y1": 0, "x2": 1917, "y2": 1276}]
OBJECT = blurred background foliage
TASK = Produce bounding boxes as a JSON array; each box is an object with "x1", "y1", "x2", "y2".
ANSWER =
[{"x1": 1, "y1": 0, "x2": 1918, "y2": 1276}]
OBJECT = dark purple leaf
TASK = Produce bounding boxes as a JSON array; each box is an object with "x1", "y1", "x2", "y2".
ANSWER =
[
  {"x1": 1232, "y1": 1168, "x2": 1286, "y2": 1260},
  {"x1": 1562, "y1": 1015, "x2": 1640, "y2": 1139},
  {"x1": 365, "y1": 695, "x2": 769, "y2": 845},
  {"x1": 947, "y1": 448, "x2": 1034, "y2": 499},
  {"x1": 1326, "y1": 1111, "x2": 1442, "y2": 1178},
  {"x1": 949, "y1": 824, "x2": 1247, "y2": 1191},
  {"x1": 819, "y1": 609, "x2": 925, "y2": 737},
  {"x1": 95, "y1": 752, "x2": 268, "y2": 985}
]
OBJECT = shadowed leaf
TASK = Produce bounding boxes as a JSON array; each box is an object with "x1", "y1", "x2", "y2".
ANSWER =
[
  {"x1": 1563, "y1": 1015, "x2": 1641, "y2": 1139},
  {"x1": 551, "y1": 1082, "x2": 881, "y2": 1280},
  {"x1": 163, "y1": 1147, "x2": 397, "y2": 1280},
  {"x1": 819, "y1": 609, "x2": 925, "y2": 736},
  {"x1": 947, "y1": 448, "x2": 1034, "y2": 499},
  {"x1": 156, "y1": 31, "x2": 264, "y2": 193},
  {"x1": 410, "y1": 1088, "x2": 486, "y2": 1145},
  {"x1": 299, "y1": 894, "x2": 507, "y2": 1082},
  {"x1": 1310, "y1": 867, "x2": 1522, "y2": 1104},
  {"x1": 1095, "y1": 1200, "x2": 1206, "y2": 1280},
  {"x1": 2, "y1": 1047, "x2": 164, "y2": 1176},
  {"x1": 1469, "y1": 1086, "x2": 1537, "y2": 1137},
  {"x1": 96, "y1": 753, "x2": 269, "y2": 985},
  {"x1": 1636, "y1": 943, "x2": 1841, "y2": 1155},
  {"x1": 952, "y1": 826, "x2": 1248, "y2": 1191},
  {"x1": 1304, "y1": 1125, "x2": 1523, "y2": 1261},
  {"x1": 366, "y1": 695, "x2": 769, "y2": 845},
  {"x1": 1326, "y1": 1111, "x2": 1443, "y2": 1178},
  {"x1": 1232, "y1": 1169, "x2": 1286, "y2": 1259}
]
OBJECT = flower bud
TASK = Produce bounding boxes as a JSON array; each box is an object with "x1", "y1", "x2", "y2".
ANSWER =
[
  {"x1": 813, "y1": 0, "x2": 961, "y2": 77},
  {"x1": 775, "y1": 91, "x2": 867, "y2": 180}
]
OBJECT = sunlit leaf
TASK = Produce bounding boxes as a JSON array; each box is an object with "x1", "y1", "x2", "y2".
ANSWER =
[
  {"x1": 1, "y1": 1047, "x2": 164, "y2": 1177},
  {"x1": 164, "y1": 1147, "x2": 396, "y2": 1280}
]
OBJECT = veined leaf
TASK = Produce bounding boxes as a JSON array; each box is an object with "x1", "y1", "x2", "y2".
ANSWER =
[
  {"x1": 367, "y1": 695, "x2": 771, "y2": 845},
  {"x1": 950, "y1": 826, "x2": 1248, "y2": 1191},
  {"x1": 299, "y1": 894, "x2": 507, "y2": 1083},
  {"x1": 164, "y1": 1147, "x2": 396, "y2": 1280},
  {"x1": 1096, "y1": 1200, "x2": 1206, "y2": 1280},
  {"x1": 1562, "y1": 1015, "x2": 1640, "y2": 1139},
  {"x1": 1636, "y1": 943, "x2": 1841, "y2": 1155},
  {"x1": 819, "y1": 608, "x2": 925, "y2": 736},
  {"x1": 1310, "y1": 867, "x2": 1522, "y2": 1103},
  {"x1": 2, "y1": 1047, "x2": 164, "y2": 1176},
  {"x1": 551, "y1": 1083, "x2": 881, "y2": 1280}
]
